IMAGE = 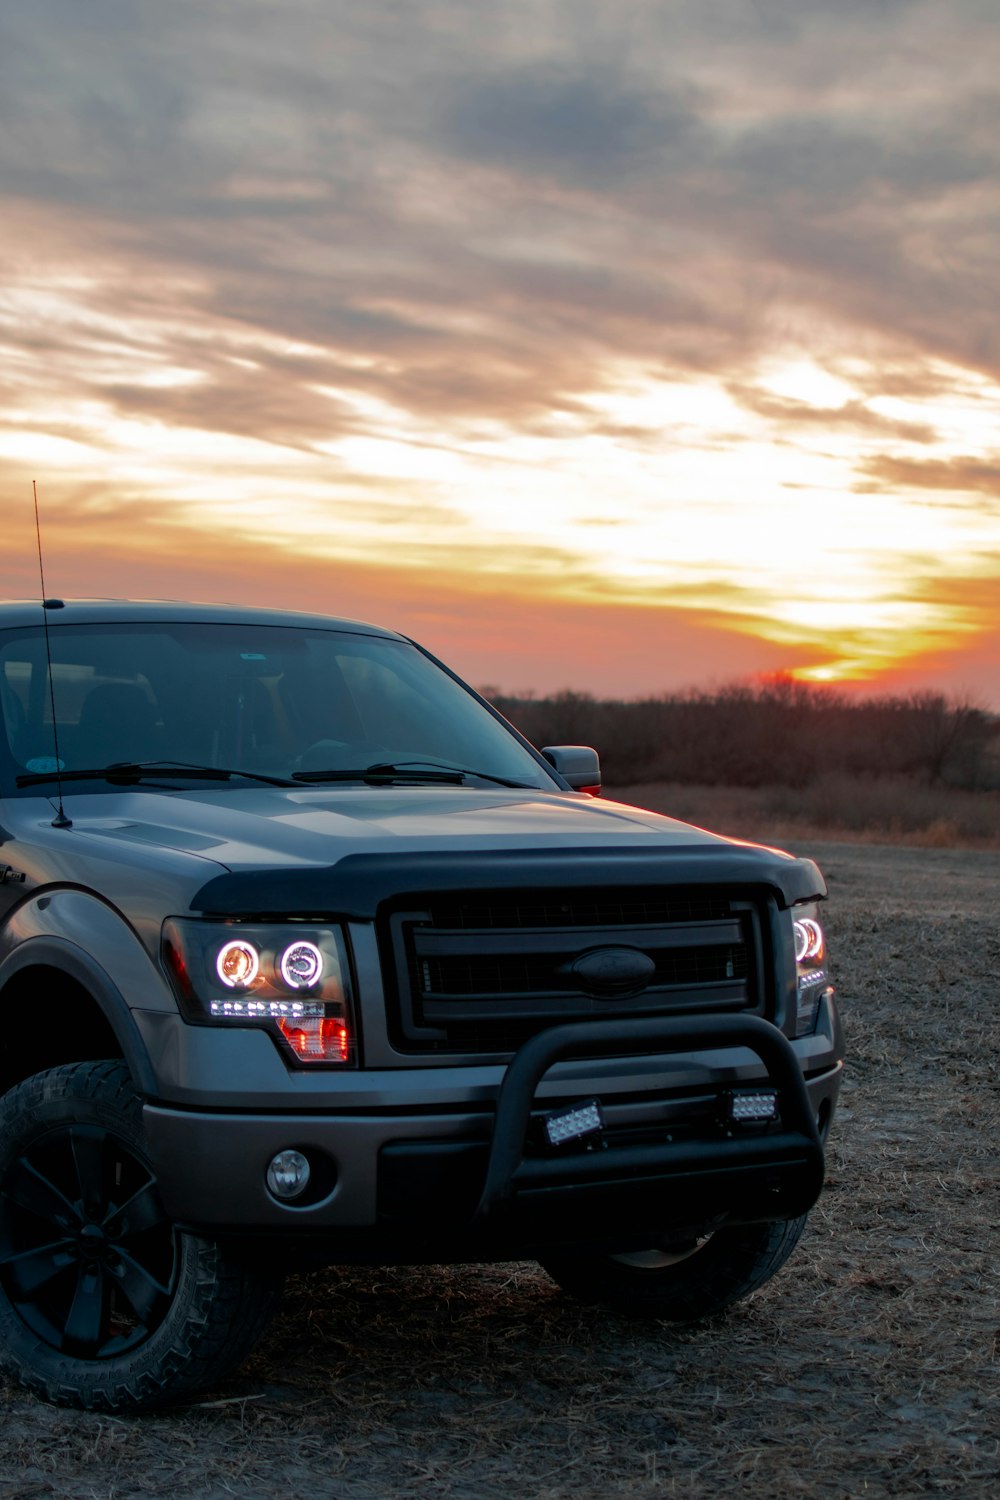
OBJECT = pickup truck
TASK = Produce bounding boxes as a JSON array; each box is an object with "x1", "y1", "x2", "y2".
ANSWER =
[{"x1": 0, "y1": 599, "x2": 843, "y2": 1411}]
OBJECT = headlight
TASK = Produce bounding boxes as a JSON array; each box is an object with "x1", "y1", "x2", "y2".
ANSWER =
[
  {"x1": 792, "y1": 902, "x2": 831, "y2": 1035},
  {"x1": 162, "y1": 918, "x2": 356, "y2": 1066},
  {"x1": 217, "y1": 939, "x2": 260, "y2": 988}
]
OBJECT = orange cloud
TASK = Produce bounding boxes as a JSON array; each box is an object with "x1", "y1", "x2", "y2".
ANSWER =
[{"x1": 4, "y1": 474, "x2": 997, "y2": 703}]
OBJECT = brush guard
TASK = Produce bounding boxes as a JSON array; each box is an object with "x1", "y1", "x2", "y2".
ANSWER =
[{"x1": 474, "y1": 1014, "x2": 825, "y2": 1231}]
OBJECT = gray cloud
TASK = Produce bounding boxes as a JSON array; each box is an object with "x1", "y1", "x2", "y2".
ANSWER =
[
  {"x1": 724, "y1": 115, "x2": 996, "y2": 207},
  {"x1": 432, "y1": 67, "x2": 701, "y2": 187},
  {"x1": 1, "y1": 0, "x2": 999, "y2": 447}
]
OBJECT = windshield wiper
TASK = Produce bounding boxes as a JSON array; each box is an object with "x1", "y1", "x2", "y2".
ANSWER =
[
  {"x1": 386, "y1": 760, "x2": 535, "y2": 788},
  {"x1": 291, "y1": 760, "x2": 534, "y2": 788},
  {"x1": 17, "y1": 758, "x2": 532, "y2": 791},
  {"x1": 292, "y1": 763, "x2": 465, "y2": 786},
  {"x1": 16, "y1": 761, "x2": 299, "y2": 789}
]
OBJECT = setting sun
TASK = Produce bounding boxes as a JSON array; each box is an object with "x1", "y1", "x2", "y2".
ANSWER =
[{"x1": 1, "y1": 3, "x2": 998, "y2": 706}]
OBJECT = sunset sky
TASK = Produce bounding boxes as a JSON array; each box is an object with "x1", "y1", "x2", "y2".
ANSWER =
[{"x1": 2, "y1": 0, "x2": 999, "y2": 702}]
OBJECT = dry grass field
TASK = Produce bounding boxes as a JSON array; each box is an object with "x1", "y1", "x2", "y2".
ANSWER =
[
  {"x1": 0, "y1": 836, "x2": 997, "y2": 1498},
  {"x1": 606, "y1": 778, "x2": 1000, "y2": 850}
]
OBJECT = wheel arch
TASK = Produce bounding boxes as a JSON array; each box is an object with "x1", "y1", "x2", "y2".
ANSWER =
[{"x1": 0, "y1": 938, "x2": 158, "y2": 1096}]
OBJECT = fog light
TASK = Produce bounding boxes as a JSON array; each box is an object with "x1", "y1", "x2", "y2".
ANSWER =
[{"x1": 266, "y1": 1149, "x2": 312, "y2": 1201}]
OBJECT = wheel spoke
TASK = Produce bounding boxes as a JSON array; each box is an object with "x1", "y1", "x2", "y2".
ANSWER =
[
  {"x1": 104, "y1": 1179, "x2": 164, "y2": 1239},
  {"x1": 69, "y1": 1126, "x2": 110, "y2": 1216},
  {"x1": 64, "y1": 1264, "x2": 107, "y2": 1356},
  {"x1": 2, "y1": 1156, "x2": 81, "y2": 1230},
  {"x1": 113, "y1": 1249, "x2": 171, "y2": 1327},
  {"x1": 0, "y1": 1240, "x2": 76, "y2": 1295}
]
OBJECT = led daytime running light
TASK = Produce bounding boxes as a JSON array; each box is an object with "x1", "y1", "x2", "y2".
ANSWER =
[{"x1": 209, "y1": 998, "x2": 325, "y2": 1019}]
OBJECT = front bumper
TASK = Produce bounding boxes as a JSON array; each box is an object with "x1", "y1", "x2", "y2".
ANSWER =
[{"x1": 143, "y1": 1014, "x2": 842, "y2": 1261}]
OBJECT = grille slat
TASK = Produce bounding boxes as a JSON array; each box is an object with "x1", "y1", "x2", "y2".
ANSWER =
[
  {"x1": 428, "y1": 894, "x2": 732, "y2": 929},
  {"x1": 413, "y1": 918, "x2": 744, "y2": 960},
  {"x1": 421, "y1": 944, "x2": 747, "y2": 997}
]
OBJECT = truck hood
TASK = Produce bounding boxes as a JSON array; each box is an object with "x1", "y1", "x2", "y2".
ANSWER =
[
  {"x1": 72, "y1": 783, "x2": 724, "y2": 864},
  {"x1": 66, "y1": 784, "x2": 824, "y2": 913}
]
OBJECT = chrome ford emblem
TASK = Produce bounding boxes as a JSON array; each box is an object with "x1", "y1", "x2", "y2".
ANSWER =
[{"x1": 563, "y1": 946, "x2": 657, "y2": 998}]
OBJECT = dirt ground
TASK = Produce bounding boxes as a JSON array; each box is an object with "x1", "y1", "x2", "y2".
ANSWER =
[{"x1": 1, "y1": 842, "x2": 998, "y2": 1498}]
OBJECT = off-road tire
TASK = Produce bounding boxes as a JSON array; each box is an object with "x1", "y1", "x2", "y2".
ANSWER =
[
  {"x1": 0, "y1": 1060, "x2": 281, "y2": 1412},
  {"x1": 539, "y1": 1215, "x2": 809, "y2": 1321}
]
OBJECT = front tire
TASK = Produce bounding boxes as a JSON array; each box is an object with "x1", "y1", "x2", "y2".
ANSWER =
[
  {"x1": 539, "y1": 1215, "x2": 809, "y2": 1321},
  {"x1": 0, "y1": 1061, "x2": 280, "y2": 1412}
]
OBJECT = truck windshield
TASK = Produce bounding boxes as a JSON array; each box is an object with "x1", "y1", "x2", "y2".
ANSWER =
[{"x1": 0, "y1": 621, "x2": 555, "y2": 794}]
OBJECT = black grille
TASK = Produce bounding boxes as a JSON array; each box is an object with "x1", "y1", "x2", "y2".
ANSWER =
[{"x1": 385, "y1": 885, "x2": 766, "y2": 1053}]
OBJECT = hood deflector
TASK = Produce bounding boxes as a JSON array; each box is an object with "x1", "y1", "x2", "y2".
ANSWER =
[{"x1": 189, "y1": 845, "x2": 827, "y2": 920}]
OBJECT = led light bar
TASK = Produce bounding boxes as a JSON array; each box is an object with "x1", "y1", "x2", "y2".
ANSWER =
[
  {"x1": 729, "y1": 1090, "x2": 779, "y2": 1124},
  {"x1": 544, "y1": 1099, "x2": 604, "y2": 1148}
]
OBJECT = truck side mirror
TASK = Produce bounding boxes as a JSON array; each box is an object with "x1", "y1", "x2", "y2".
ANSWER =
[{"x1": 541, "y1": 745, "x2": 602, "y2": 796}]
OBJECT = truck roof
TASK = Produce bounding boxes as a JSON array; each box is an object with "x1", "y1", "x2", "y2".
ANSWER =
[{"x1": 0, "y1": 598, "x2": 402, "y2": 638}]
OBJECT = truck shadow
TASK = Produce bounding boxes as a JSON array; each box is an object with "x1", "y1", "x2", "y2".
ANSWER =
[{"x1": 238, "y1": 1259, "x2": 734, "y2": 1409}]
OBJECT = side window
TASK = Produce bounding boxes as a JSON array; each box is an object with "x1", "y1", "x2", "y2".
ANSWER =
[
  {"x1": 0, "y1": 654, "x2": 54, "y2": 768},
  {"x1": 1, "y1": 661, "x2": 29, "y2": 761}
]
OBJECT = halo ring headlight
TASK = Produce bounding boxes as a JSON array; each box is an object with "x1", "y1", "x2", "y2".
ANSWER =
[
  {"x1": 216, "y1": 939, "x2": 260, "y2": 989},
  {"x1": 280, "y1": 939, "x2": 324, "y2": 990},
  {"x1": 793, "y1": 916, "x2": 824, "y2": 963}
]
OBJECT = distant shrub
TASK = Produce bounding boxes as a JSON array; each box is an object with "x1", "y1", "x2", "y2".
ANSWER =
[{"x1": 488, "y1": 678, "x2": 1000, "y2": 793}]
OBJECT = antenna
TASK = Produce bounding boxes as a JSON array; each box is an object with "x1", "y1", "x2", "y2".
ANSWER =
[{"x1": 32, "y1": 481, "x2": 72, "y2": 829}]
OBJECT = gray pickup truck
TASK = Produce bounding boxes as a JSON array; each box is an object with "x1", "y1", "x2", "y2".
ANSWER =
[{"x1": 0, "y1": 600, "x2": 843, "y2": 1411}]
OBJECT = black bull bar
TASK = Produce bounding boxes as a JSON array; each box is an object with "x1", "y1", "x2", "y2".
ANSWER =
[{"x1": 474, "y1": 1015, "x2": 826, "y2": 1232}]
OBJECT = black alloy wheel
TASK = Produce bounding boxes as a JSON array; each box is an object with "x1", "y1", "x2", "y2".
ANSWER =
[
  {"x1": 0, "y1": 1118, "x2": 177, "y2": 1360},
  {"x1": 0, "y1": 1061, "x2": 280, "y2": 1412}
]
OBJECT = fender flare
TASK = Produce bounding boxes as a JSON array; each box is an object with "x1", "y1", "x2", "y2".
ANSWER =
[{"x1": 0, "y1": 936, "x2": 158, "y2": 1096}]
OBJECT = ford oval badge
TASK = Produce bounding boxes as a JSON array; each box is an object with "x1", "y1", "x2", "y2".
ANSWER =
[{"x1": 563, "y1": 946, "x2": 657, "y2": 998}]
